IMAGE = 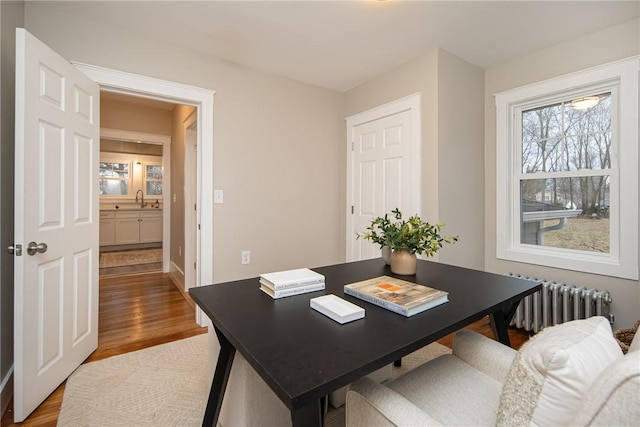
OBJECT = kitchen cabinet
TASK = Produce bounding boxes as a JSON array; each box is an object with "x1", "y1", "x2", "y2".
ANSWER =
[
  {"x1": 99, "y1": 211, "x2": 116, "y2": 246},
  {"x1": 100, "y1": 209, "x2": 163, "y2": 246},
  {"x1": 115, "y1": 211, "x2": 142, "y2": 245},
  {"x1": 139, "y1": 210, "x2": 163, "y2": 243}
]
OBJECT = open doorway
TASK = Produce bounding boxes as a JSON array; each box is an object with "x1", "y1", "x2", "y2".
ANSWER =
[
  {"x1": 75, "y1": 62, "x2": 215, "y2": 327},
  {"x1": 98, "y1": 92, "x2": 174, "y2": 278}
]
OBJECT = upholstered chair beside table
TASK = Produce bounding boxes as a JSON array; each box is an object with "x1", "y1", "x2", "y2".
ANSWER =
[{"x1": 346, "y1": 316, "x2": 640, "y2": 426}]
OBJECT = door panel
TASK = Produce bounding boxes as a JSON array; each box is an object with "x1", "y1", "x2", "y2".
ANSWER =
[
  {"x1": 351, "y1": 110, "x2": 413, "y2": 261},
  {"x1": 73, "y1": 249, "x2": 93, "y2": 343},
  {"x1": 14, "y1": 28, "x2": 99, "y2": 421},
  {"x1": 75, "y1": 134, "x2": 93, "y2": 222},
  {"x1": 38, "y1": 259, "x2": 63, "y2": 372}
]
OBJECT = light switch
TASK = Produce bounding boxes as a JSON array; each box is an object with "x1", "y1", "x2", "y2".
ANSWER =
[{"x1": 214, "y1": 189, "x2": 224, "y2": 204}]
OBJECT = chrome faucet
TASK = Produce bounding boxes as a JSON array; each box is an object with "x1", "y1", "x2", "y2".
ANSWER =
[{"x1": 135, "y1": 190, "x2": 145, "y2": 207}]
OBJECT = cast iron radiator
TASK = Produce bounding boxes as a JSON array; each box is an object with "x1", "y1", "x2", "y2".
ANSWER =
[{"x1": 506, "y1": 274, "x2": 613, "y2": 333}]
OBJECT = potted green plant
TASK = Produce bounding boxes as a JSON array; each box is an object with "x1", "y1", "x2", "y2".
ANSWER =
[
  {"x1": 360, "y1": 208, "x2": 458, "y2": 275},
  {"x1": 357, "y1": 213, "x2": 395, "y2": 264}
]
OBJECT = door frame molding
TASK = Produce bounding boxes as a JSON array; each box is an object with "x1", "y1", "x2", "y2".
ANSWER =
[
  {"x1": 73, "y1": 62, "x2": 215, "y2": 326},
  {"x1": 345, "y1": 92, "x2": 422, "y2": 261},
  {"x1": 183, "y1": 110, "x2": 198, "y2": 295}
]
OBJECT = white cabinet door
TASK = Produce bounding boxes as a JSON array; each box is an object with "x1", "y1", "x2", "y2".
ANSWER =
[
  {"x1": 139, "y1": 211, "x2": 163, "y2": 243},
  {"x1": 115, "y1": 211, "x2": 141, "y2": 245},
  {"x1": 99, "y1": 219, "x2": 116, "y2": 246},
  {"x1": 99, "y1": 211, "x2": 116, "y2": 246}
]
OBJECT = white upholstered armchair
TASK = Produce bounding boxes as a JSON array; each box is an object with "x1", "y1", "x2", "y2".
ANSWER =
[{"x1": 346, "y1": 316, "x2": 640, "y2": 426}]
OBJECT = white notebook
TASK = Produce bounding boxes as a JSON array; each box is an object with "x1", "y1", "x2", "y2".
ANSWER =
[{"x1": 310, "y1": 294, "x2": 365, "y2": 324}]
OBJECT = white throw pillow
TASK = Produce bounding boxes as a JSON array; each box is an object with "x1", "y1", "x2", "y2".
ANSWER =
[{"x1": 497, "y1": 316, "x2": 623, "y2": 427}]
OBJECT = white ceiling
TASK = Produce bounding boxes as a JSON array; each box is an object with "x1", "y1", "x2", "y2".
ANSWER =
[{"x1": 35, "y1": 1, "x2": 639, "y2": 92}]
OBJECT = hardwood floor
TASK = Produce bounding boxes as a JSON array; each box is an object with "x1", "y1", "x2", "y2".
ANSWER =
[
  {"x1": 437, "y1": 316, "x2": 532, "y2": 350},
  {"x1": 2, "y1": 274, "x2": 530, "y2": 426},
  {"x1": 1, "y1": 272, "x2": 207, "y2": 427}
]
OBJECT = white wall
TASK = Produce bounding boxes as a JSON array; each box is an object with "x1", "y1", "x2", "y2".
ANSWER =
[
  {"x1": 484, "y1": 19, "x2": 640, "y2": 328},
  {"x1": 24, "y1": 3, "x2": 345, "y2": 284},
  {"x1": 344, "y1": 49, "x2": 486, "y2": 270}
]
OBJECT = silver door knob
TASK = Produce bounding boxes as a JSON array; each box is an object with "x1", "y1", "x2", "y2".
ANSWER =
[{"x1": 26, "y1": 241, "x2": 48, "y2": 256}]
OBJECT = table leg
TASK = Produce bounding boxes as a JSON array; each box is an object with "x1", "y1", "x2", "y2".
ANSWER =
[
  {"x1": 202, "y1": 328, "x2": 236, "y2": 427},
  {"x1": 489, "y1": 301, "x2": 521, "y2": 347},
  {"x1": 489, "y1": 310, "x2": 511, "y2": 347},
  {"x1": 291, "y1": 398, "x2": 323, "y2": 427}
]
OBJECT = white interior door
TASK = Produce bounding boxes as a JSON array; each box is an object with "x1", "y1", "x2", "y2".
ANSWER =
[
  {"x1": 346, "y1": 94, "x2": 422, "y2": 262},
  {"x1": 13, "y1": 28, "x2": 99, "y2": 421}
]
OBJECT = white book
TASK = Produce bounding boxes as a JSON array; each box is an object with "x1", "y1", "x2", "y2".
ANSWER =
[
  {"x1": 260, "y1": 282, "x2": 325, "y2": 299},
  {"x1": 310, "y1": 294, "x2": 365, "y2": 324},
  {"x1": 259, "y1": 268, "x2": 325, "y2": 290}
]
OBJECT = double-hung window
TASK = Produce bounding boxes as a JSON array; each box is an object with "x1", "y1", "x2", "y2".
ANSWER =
[
  {"x1": 99, "y1": 161, "x2": 131, "y2": 196},
  {"x1": 144, "y1": 163, "x2": 164, "y2": 196},
  {"x1": 99, "y1": 153, "x2": 163, "y2": 199},
  {"x1": 496, "y1": 57, "x2": 638, "y2": 279}
]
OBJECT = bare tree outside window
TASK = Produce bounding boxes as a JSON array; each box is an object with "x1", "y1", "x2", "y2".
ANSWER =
[
  {"x1": 145, "y1": 164, "x2": 163, "y2": 196},
  {"x1": 99, "y1": 162, "x2": 129, "y2": 196},
  {"x1": 519, "y1": 93, "x2": 611, "y2": 253}
]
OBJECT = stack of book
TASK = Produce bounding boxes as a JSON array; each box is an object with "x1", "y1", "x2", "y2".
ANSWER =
[
  {"x1": 259, "y1": 268, "x2": 325, "y2": 299},
  {"x1": 344, "y1": 275, "x2": 448, "y2": 317}
]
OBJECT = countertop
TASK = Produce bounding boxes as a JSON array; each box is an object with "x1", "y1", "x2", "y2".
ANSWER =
[{"x1": 100, "y1": 206, "x2": 163, "y2": 212}]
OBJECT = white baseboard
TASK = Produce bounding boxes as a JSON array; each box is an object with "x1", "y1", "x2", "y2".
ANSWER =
[
  {"x1": 1, "y1": 366, "x2": 13, "y2": 417},
  {"x1": 169, "y1": 261, "x2": 185, "y2": 292}
]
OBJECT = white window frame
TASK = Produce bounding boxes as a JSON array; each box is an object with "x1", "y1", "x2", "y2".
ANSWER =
[
  {"x1": 99, "y1": 154, "x2": 133, "y2": 199},
  {"x1": 496, "y1": 57, "x2": 638, "y2": 280},
  {"x1": 143, "y1": 161, "x2": 164, "y2": 197},
  {"x1": 99, "y1": 152, "x2": 163, "y2": 200}
]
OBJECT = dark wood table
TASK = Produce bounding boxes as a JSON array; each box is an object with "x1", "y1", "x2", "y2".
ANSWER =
[{"x1": 190, "y1": 259, "x2": 541, "y2": 427}]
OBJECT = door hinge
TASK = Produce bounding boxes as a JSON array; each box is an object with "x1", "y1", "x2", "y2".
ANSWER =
[
  {"x1": 194, "y1": 262, "x2": 197, "y2": 270},
  {"x1": 194, "y1": 203, "x2": 197, "y2": 211},
  {"x1": 351, "y1": 141, "x2": 355, "y2": 151},
  {"x1": 351, "y1": 205, "x2": 354, "y2": 214},
  {"x1": 198, "y1": 224, "x2": 201, "y2": 230}
]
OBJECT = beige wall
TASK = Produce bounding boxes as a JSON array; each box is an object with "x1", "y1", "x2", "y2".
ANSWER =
[
  {"x1": 344, "y1": 49, "x2": 485, "y2": 269},
  {"x1": 484, "y1": 19, "x2": 640, "y2": 328},
  {"x1": 437, "y1": 50, "x2": 485, "y2": 267},
  {"x1": 101, "y1": 98, "x2": 173, "y2": 135},
  {"x1": 100, "y1": 140, "x2": 163, "y2": 156},
  {"x1": 24, "y1": 3, "x2": 344, "y2": 284}
]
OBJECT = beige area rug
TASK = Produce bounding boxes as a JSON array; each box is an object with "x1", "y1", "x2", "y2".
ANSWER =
[
  {"x1": 99, "y1": 248, "x2": 163, "y2": 269},
  {"x1": 58, "y1": 334, "x2": 451, "y2": 427},
  {"x1": 58, "y1": 334, "x2": 209, "y2": 427}
]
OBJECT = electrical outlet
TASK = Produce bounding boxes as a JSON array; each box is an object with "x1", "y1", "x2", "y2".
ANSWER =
[
  {"x1": 241, "y1": 250, "x2": 250, "y2": 265},
  {"x1": 214, "y1": 189, "x2": 224, "y2": 204}
]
